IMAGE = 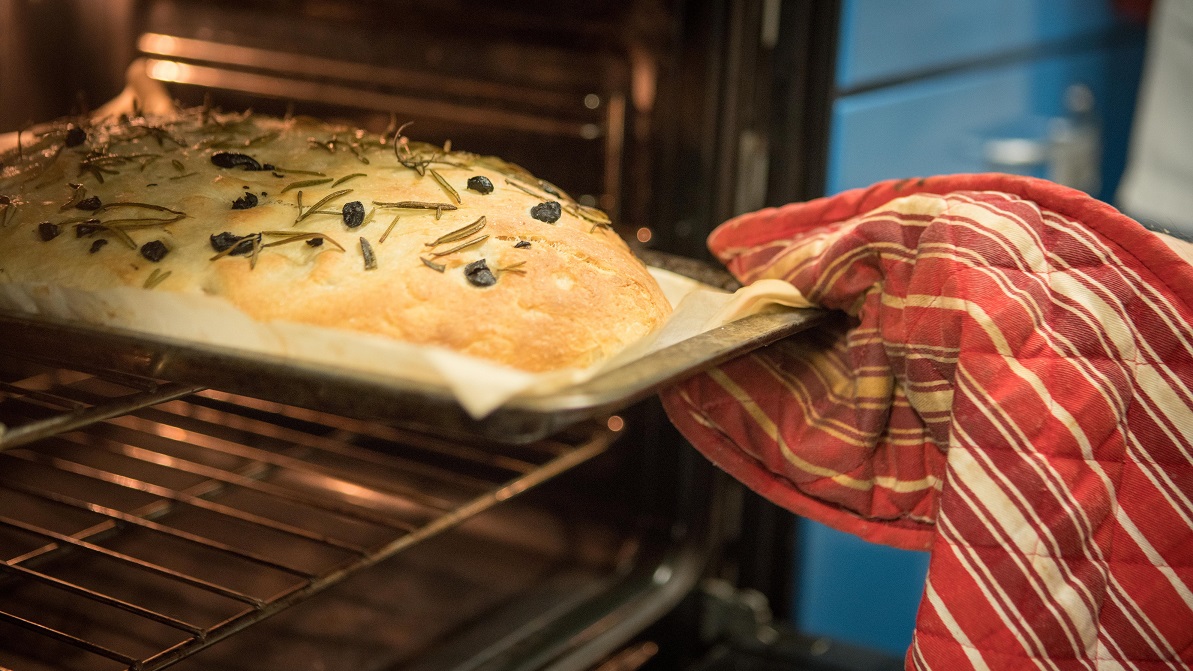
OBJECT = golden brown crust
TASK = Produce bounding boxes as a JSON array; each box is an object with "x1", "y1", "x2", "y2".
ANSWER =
[{"x1": 0, "y1": 111, "x2": 670, "y2": 371}]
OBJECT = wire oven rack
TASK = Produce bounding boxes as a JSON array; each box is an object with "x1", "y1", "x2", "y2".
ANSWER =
[{"x1": 0, "y1": 352, "x2": 614, "y2": 671}]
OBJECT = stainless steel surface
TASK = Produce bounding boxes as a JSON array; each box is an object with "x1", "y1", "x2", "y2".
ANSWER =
[
  {"x1": 0, "y1": 256, "x2": 825, "y2": 446},
  {"x1": 0, "y1": 371, "x2": 614, "y2": 671}
]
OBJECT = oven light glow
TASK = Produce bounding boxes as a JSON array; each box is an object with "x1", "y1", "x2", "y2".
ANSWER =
[
  {"x1": 606, "y1": 415, "x2": 625, "y2": 432},
  {"x1": 635, "y1": 227, "x2": 652, "y2": 244},
  {"x1": 146, "y1": 59, "x2": 187, "y2": 83}
]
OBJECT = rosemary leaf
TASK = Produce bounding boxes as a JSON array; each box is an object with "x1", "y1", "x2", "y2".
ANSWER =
[
  {"x1": 420, "y1": 257, "x2": 446, "y2": 272},
  {"x1": 360, "y1": 237, "x2": 377, "y2": 270},
  {"x1": 260, "y1": 231, "x2": 346, "y2": 252},
  {"x1": 332, "y1": 172, "x2": 368, "y2": 187},
  {"x1": 429, "y1": 168, "x2": 461, "y2": 204},
  {"x1": 430, "y1": 234, "x2": 488, "y2": 257},
  {"x1": 296, "y1": 189, "x2": 354, "y2": 223},
  {"x1": 95, "y1": 202, "x2": 186, "y2": 215},
  {"x1": 143, "y1": 269, "x2": 172, "y2": 289},
  {"x1": 270, "y1": 166, "x2": 327, "y2": 176},
  {"x1": 379, "y1": 214, "x2": 400, "y2": 243},
  {"x1": 280, "y1": 177, "x2": 334, "y2": 194},
  {"x1": 426, "y1": 216, "x2": 486, "y2": 247},
  {"x1": 59, "y1": 183, "x2": 86, "y2": 211}
]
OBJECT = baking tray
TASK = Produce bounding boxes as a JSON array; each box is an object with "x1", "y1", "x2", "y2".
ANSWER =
[{"x1": 0, "y1": 252, "x2": 824, "y2": 444}]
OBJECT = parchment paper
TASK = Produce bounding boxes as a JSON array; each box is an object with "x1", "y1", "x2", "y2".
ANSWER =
[{"x1": 0, "y1": 269, "x2": 811, "y2": 418}]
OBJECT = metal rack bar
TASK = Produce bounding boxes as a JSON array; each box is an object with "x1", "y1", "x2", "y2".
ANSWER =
[
  {"x1": 0, "y1": 381, "x2": 204, "y2": 452},
  {"x1": 0, "y1": 355, "x2": 614, "y2": 671},
  {"x1": 0, "y1": 611, "x2": 140, "y2": 669},
  {"x1": 0, "y1": 562, "x2": 205, "y2": 637},
  {"x1": 6, "y1": 450, "x2": 371, "y2": 556},
  {"x1": 0, "y1": 515, "x2": 265, "y2": 607}
]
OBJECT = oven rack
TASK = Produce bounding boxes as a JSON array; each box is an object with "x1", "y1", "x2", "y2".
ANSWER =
[{"x1": 0, "y1": 354, "x2": 614, "y2": 671}]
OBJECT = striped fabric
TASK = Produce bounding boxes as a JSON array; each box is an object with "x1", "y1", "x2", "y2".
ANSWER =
[{"x1": 661, "y1": 175, "x2": 1193, "y2": 670}]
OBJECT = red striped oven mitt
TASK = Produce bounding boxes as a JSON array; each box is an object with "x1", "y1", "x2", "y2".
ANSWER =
[{"x1": 661, "y1": 174, "x2": 1193, "y2": 670}]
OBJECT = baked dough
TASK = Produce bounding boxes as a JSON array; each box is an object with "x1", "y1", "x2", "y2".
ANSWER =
[{"x1": 0, "y1": 109, "x2": 671, "y2": 371}]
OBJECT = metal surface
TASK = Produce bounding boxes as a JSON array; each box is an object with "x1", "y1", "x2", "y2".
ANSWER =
[
  {"x1": 0, "y1": 372, "x2": 614, "y2": 671},
  {"x1": 0, "y1": 256, "x2": 825, "y2": 446}
]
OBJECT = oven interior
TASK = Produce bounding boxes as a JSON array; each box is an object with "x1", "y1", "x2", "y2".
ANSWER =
[{"x1": 0, "y1": 1, "x2": 846, "y2": 669}]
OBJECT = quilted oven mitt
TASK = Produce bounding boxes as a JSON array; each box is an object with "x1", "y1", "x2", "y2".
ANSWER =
[{"x1": 661, "y1": 174, "x2": 1193, "y2": 670}]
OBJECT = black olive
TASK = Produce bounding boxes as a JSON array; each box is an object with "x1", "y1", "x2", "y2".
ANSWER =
[
  {"x1": 530, "y1": 201, "x2": 562, "y2": 223},
  {"x1": 210, "y1": 232, "x2": 244, "y2": 252},
  {"x1": 140, "y1": 240, "x2": 169, "y2": 262},
  {"x1": 306, "y1": 237, "x2": 324, "y2": 247},
  {"x1": 75, "y1": 220, "x2": 103, "y2": 237},
  {"x1": 64, "y1": 126, "x2": 87, "y2": 147},
  {"x1": 262, "y1": 163, "x2": 276, "y2": 171},
  {"x1": 231, "y1": 192, "x2": 258, "y2": 210},
  {"x1": 89, "y1": 239, "x2": 108, "y2": 254},
  {"x1": 0, "y1": 195, "x2": 10, "y2": 205},
  {"x1": 466, "y1": 175, "x2": 494, "y2": 195},
  {"x1": 75, "y1": 195, "x2": 102, "y2": 211},
  {"x1": 514, "y1": 240, "x2": 531, "y2": 248},
  {"x1": 210, "y1": 152, "x2": 263, "y2": 171},
  {"x1": 342, "y1": 200, "x2": 366, "y2": 228},
  {"x1": 464, "y1": 259, "x2": 497, "y2": 287},
  {"x1": 37, "y1": 222, "x2": 60, "y2": 241}
]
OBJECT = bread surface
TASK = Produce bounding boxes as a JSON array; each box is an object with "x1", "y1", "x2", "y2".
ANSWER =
[{"x1": 0, "y1": 110, "x2": 671, "y2": 371}]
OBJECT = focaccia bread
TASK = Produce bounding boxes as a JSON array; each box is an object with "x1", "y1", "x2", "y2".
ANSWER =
[{"x1": 0, "y1": 109, "x2": 671, "y2": 372}]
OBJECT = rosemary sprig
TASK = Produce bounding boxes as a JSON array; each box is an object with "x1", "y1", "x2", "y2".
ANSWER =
[
  {"x1": 505, "y1": 178, "x2": 550, "y2": 202},
  {"x1": 296, "y1": 188, "x2": 353, "y2": 223},
  {"x1": 430, "y1": 234, "x2": 488, "y2": 257},
  {"x1": 429, "y1": 168, "x2": 460, "y2": 204},
  {"x1": 420, "y1": 257, "x2": 446, "y2": 272},
  {"x1": 426, "y1": 216, "x2": 486, "y2": 247},
  {"x1": 169, "y1": 172, "x2": 198, "y2": 180},
  {"x1": 379, "y1": 214, "x2": 400, "y2": 243},
  {"x1": 209, "y1": 233, "x2": 262, "y2": 262},
  {"x1": 281, "y1": 177, "x2": 333, "y2": 194},
  {"x1": 332, "y1": 173, "x2": 367, "y2": 187},
  {"x1": 171, "y1": 159, "x2": 186, "y2": 173}
]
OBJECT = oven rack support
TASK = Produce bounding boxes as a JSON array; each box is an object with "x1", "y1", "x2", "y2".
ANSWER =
[{"x1": 0, "y1": 356, "x2": 615, "y2": 671}]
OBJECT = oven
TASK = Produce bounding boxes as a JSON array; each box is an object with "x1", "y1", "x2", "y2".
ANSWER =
[{"x1": 0, "y1": 2, "x2": 887, "y2": 670}]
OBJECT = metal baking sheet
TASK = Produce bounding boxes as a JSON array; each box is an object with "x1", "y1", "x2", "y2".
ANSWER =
[{"x1": 0, "y1": 253, "x2": 824, "y2": 444}]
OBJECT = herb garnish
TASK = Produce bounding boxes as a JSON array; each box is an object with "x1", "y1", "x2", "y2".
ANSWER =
[
  {"x1": 210, "y1": 232, "x2": 250, "y2": 254},
  {"x1": 269, "y1": 166, "x2": 326, "y2": 176},
  {"x1": 379, "y1": 214, "x2": 400, "y2": 243},
  {"x1": 496, "y1": 260, "x2": 527, "y2": 275},
  {"x1": 372, "y1": 200, "x2": 457, "y2": 220},
  {"x1": 296, "y1": 189, "x2": 353, "y2": 224},
  {"x1": 260, "y1": 231, "x2": 346, "y2": 252},
  {"x1": 466, "y1": 175, "x2": 494, "y2": 195},
  {"x1": 429, "y1": 168, "x2": 461, "y2": 204},
  {"x1": 430, "y1": 234, "x2": 488, "y2": 257},
  {"x1": 281, "y1": 177, "x2": 333, "y2": 194},
  {"x1": 143, "y1": 268, "x2": 172, "y2": 289},
  {"x1": 420, "y1": 257, "x2": 446, "y2": 272},
  {"x1": 333, "y1": 173, "x2": 367, "y2": 187},
  {"x1": 60, "y1": 183, "x2": 86, "y2": 211},
  {"x1": 426, "y1": 216, "x2": 486, "y2": 247},
  {"x1": 360, "y1": 238, "x2": 377, "y2": 270},
  {"x1": 464, "y1": 259, "x2": 497, "y2": 287}
]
